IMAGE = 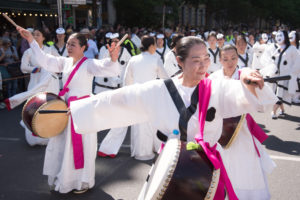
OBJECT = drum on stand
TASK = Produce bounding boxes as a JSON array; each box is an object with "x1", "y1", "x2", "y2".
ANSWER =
[
  {"x1": 140, "y1": 138, "x2": 220, "y2": 200},
  {"x1": 22, "y1": 92, "x2": 68, "y2": 138}
]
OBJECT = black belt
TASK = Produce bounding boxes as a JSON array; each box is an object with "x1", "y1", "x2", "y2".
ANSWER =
[{"x1": 94, "y1": 82, "x2": 121, "y2": 90}]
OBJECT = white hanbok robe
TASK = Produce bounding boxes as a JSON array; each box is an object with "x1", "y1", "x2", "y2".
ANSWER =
[
  {"x1": 207, "y1": 47, "x2": 221, "y2": 73},
  {"x1": 123, "y1": 52, "x2": 169, "y2": 160},
  {"x1": 155, "y1": 46, "x2": 170, "y2": 64},
  {"x1": 70, "y1": 74, "x2": 277, "y2": 198},
  {"x1": 163, "y1": 50, "x2": 181, "y2": 77},
  {"x1": 29, "y1": 40, "x2": 120, "y2": 193},
  {"x1": 209, "y1": 68, "x2": 276, "y2": 200},
  {"x1": 18, "y1": 46, "x2": 59, "y2": 146},
  {"x1": 260, "y1": 45, "x2": 300, "y2": 104}
]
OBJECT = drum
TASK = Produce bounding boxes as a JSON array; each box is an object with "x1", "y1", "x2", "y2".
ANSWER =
[
  {"x1": 22, "y1": 92, "x2": 68, "y2": 138},
  {"x1": 141, "y1": 138, "x2": 220, "y2": 200},
  {"x1": 218, "y1": 114, "x2": 246, "y2": 148}
]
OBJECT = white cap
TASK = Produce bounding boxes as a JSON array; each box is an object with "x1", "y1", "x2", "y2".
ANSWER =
[
  {"x1": 190, "y1": 29, "x2": 196, "y2": 33},
  {"x1": 149, "y1": 32, "x2": 156, "y2": 37},
  {"x1": 26, "y1": 28, "x2": 34, "y2": 33},
  {"x1": 110, "y1": 33, "x2": 119, "y2": 39},
  {"x1": 156, "y1": 34, "x2": 164, "y2": 39},
  {"x1": 105, "y1": 32, "x2": 112, "y2": 38},
  {"x1": 56, "y1": 27, "x2": 65, "y2": 34},
  {"x1": 210, "y1": 31, "x2": 216, "y2": 35},
  {"x1": 204, "y1": 31, "x2": 209, "y2": 39},
  {"x1": 216, "y1": 33, "x2": 224, "y2": 39},
  {"x1": 272, "y1": 31, "x2": 277, "y2": 35},
  {"x1": 262, "y1": 33, "x2": 268, "y2": 42},
  {"x1": 80, "y1": 28, "x2": 90, "y2": 34},
  {"x1": 196, "y1": 34, "x2": 203, "y2": 39}
]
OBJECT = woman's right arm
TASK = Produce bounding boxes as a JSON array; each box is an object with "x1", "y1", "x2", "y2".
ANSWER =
[{"x1": 20, "y1": 49, "x2": 34, "y2": 73}]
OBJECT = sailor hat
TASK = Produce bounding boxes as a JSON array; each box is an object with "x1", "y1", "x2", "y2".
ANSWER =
[
  {"x1": 216, "y1": 33, "x2": 224, "y2": 39},
  {"x1": 110, "y1": 33, "x2": 119, "y2": 39},
  {"x1": 56, "y1": 27, "x2": 65, "y2": 34},
  {"x1": 105, "y1": 32, "x2": 112, "y2": 38},
  {"x1": 26, "y1": 28, "x2": 34, "y2": 33},
  {"x1": 149, "y1": 32, "x2": 156, "y2": 37},
  {"x1": 156, "y1": 34, "x2": 164, "y2": 39}
]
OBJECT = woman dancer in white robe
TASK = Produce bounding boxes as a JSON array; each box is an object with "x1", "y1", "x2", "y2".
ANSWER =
[
  {"x1": 210, "y1": 45, "x2": 276, "y2": 199},
  {"x1": 17, "y1": 26, "x2": 120, "y2": 194},
  {"x1": 207, "y1": 32, "x2": 221, "y2": 73},
  {"x1": 236, "y1": 35, "x2": 253, "y2": 69},
  {"x1": 70, "y1": 36, "x2": 277, "y2": 199},
  {"x1": 5, "y1": 28, "x2": 59, "y2": 146},
  {"x1": 289, "y1": 30, "x2": 300, "y2": 103}
]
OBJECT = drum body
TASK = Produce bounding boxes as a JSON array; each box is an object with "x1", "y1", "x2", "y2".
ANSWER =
[
  {"x1": 219, "y1": 114, "x2": 245, "y2": 148},
  {"x1": 22, "y1": 92, "x2": 68, "y2": 138},
  {"x1": 143, "y1": 138, "x2": 220, "y2": 200}
]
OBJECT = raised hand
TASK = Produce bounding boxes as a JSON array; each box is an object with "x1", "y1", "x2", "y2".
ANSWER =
[
  {"x1": 107, "y1": 42, "x2": 120, "y2": 63},
  {"x1": 16, "y1": 26, "x2": 33, "y2": 43}
]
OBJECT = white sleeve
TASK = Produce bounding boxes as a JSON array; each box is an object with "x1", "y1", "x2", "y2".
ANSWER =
[
  {"x1": 20, "y1": 50, "x2": 35, "y2": 73},
  {"x1": 70, "y1": 83, "x2": 151, "y2": 134},
  {"x1": 29, "y1": 40, "x2": 65, "y2": 73},
  {"x1": 123, "y1": 59, "x2": 134, "y2": 85},
  {"x1": 86, "y1": 58, "x2": 120, "y2": 77},
  {"x1": 157, "y1": 58, "x2": 169, "y2": 79},
  {"x1": 217, "y1": 79, "x2": 278, "y2": 118}
]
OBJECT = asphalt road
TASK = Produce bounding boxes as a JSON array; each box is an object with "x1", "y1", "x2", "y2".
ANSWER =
[{"x1": 0, "y1": 102, "x2": 299, "y2": 200}]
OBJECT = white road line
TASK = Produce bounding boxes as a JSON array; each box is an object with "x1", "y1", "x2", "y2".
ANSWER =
[
  {"x1": 0, "y1": 137, "x2": 21, "y2": 142},
  {"x1": 270, "y1": 155, "x2": 300, "y2": 162}
]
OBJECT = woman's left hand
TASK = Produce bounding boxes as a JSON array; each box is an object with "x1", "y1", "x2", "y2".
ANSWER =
[
  {"x1": 107, "y1": 42, "x2": 120, "y2": 62},
  {"x1": 241, "y1": 68, "x2": 264, "y2": 89}
]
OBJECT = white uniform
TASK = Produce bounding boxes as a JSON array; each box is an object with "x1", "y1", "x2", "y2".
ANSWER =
[
  {"x1": 123, "y1": 52, "x2": 169, "y2": 160},
  {"x1": 207, "y1": 47, "x2": 221, "y2": 73},
  {"x1": 70, "y1": 74, "x2": 277, "y2": 198},
  {"x1": 163, "y1": 50, "x2": 181, "y2": 77},
  {"x1": 29, "y1": 40, "x2": 119, "y2": 193},
  {"x1": 94, "y1": 46, "x2": 131, "y2": 94},
  {"x1": 252, "y1": 42, "x2": 268, "y2": 70},
  {"x1": 209, "y1": 68, "x2": 276, "y2": 200},
  {"x1": 238, "y1": 52, "x2": 252, "y2": 69},
  {"x1": 261, "y1": 45, "x2": 300, "y2": 104},
  {"x1": 96, "y1": 47, "x2": 132, "y2": 156},
  {"x1": 18, "y1": 46, "x2": 59, "y2": 146},
  {"x1": 155, "y1": 46, "x2": 170, "y2": 64},
  {"x1": 50, "y1": 44, "x2": 68, "y2": 57}
]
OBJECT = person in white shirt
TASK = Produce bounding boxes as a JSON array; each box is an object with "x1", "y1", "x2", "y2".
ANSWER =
[
  {"x1": 155, "y1": 34, "x2": 170, "y2": 64},
  {"x1": 289, "y1": 30, "x2": 300, "y2": 103},
  {"x1": 207, "y1": 32, "x2": 221, "y2": 73},
  {"x1": 236, "y1": 35, "x2": 252, "y2": 69},
  {"x1": 251, "y1": 33, "x2": 269, "y2": 70}
]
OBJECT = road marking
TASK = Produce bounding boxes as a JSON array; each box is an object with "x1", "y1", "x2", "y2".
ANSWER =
[
  {"x1": 0, "y1": 137, "x2": 21, "y2": 142},
  {"x1": 270, "y1": 155, "x2": 300, "y2": 162}
]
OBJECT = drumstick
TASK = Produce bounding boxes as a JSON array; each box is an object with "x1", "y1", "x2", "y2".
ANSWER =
[
  {"x1": 2, "y1": 13, "x2": 18, "y2": 27},
  {"x1": 39, "y1": 110, "x2": 68, "y2": 114},
  {"x1": 116, "y1": 33, "x2": 128, "y2": 47},
  {"x1": 245, "y1": 75, "x2": 291, "y2": 85}
]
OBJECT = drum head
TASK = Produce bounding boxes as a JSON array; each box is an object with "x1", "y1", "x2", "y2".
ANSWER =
[
  {"x1": 144, "y1": 138, "x2": 180, "y2": 200},
  {"x1": 32, "y1": 99, "x2": 68, "y2": 138}
]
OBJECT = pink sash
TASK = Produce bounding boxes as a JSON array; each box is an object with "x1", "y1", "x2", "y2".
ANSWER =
[
  {"x1": 238, "y1": 70, "x2": 268, "y2": 157},
  {"x1": 194, "y1": 78, "x2": 238, "y2": 200},
  {"x1": 59, "y1": 56, "x2": 87, "y2": 169}
]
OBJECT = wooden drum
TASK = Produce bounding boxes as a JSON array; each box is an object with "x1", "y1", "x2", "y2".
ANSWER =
[
  {"x1": 22, "y1": 92, "x2": 68, "y2": 138},
  {"x1": 140, "y1": 138, "x2": 220, "y2": 200}
]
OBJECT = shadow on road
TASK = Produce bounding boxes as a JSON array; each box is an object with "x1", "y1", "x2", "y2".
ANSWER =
[
  {"x1": 264, "y1": 135, "x2": 300, "y2": 155},
  {"x1": 277, "y1": 113, "x2": 300, "y2": 123},
  {"x1": 257, "y1": 124, "x2": 270, "y2": 133}
]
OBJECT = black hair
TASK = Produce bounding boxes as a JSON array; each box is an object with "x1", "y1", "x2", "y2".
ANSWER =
[
  {"x1": 219, "y1": 44, "x2": 238, "y2": 58},
  {"x1": 170, "y1": 34, "x2": 184, "y2": 49},
  {"x1": 69, "y1": 33, "x2": 88, "y2": 51},
  {"x1": 281, "y1": 30, "x2": 290, "y2": 47},
  {"x1": 34, "y1": 27, "x2": 49, "y2": 45},
  {"x1": 207, "y1": 32, "x2": 217, "y2": 40},
  {"x1": 140, "y1": 35, "x2": 156, "y2": 52},
  {"x1": 175, "y1": 36, "x2": 206, "y2": 62}
]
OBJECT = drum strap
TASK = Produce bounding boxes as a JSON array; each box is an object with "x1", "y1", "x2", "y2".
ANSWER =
[{"x1": 164, "y1": 79, "x2": 199, "y2": 141}]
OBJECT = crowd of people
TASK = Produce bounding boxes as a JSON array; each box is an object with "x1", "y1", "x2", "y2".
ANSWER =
[{"x1": 1, "y1": 22, "x2": 300, "y2": 199}]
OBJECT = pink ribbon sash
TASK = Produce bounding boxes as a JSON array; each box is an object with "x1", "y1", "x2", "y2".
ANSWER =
[
  {"x1": 195, "y1": 78, "x2": 238, "y2": 200},
  {"x1": 68, "y1": 95, "x2": 89, "y2": 169},
  {"x1": 58, "y1": 56, "x2": 87, "y2": 170},
  {"x1": 58, "y1": 57, "x2": 87, "y2": 97}
]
